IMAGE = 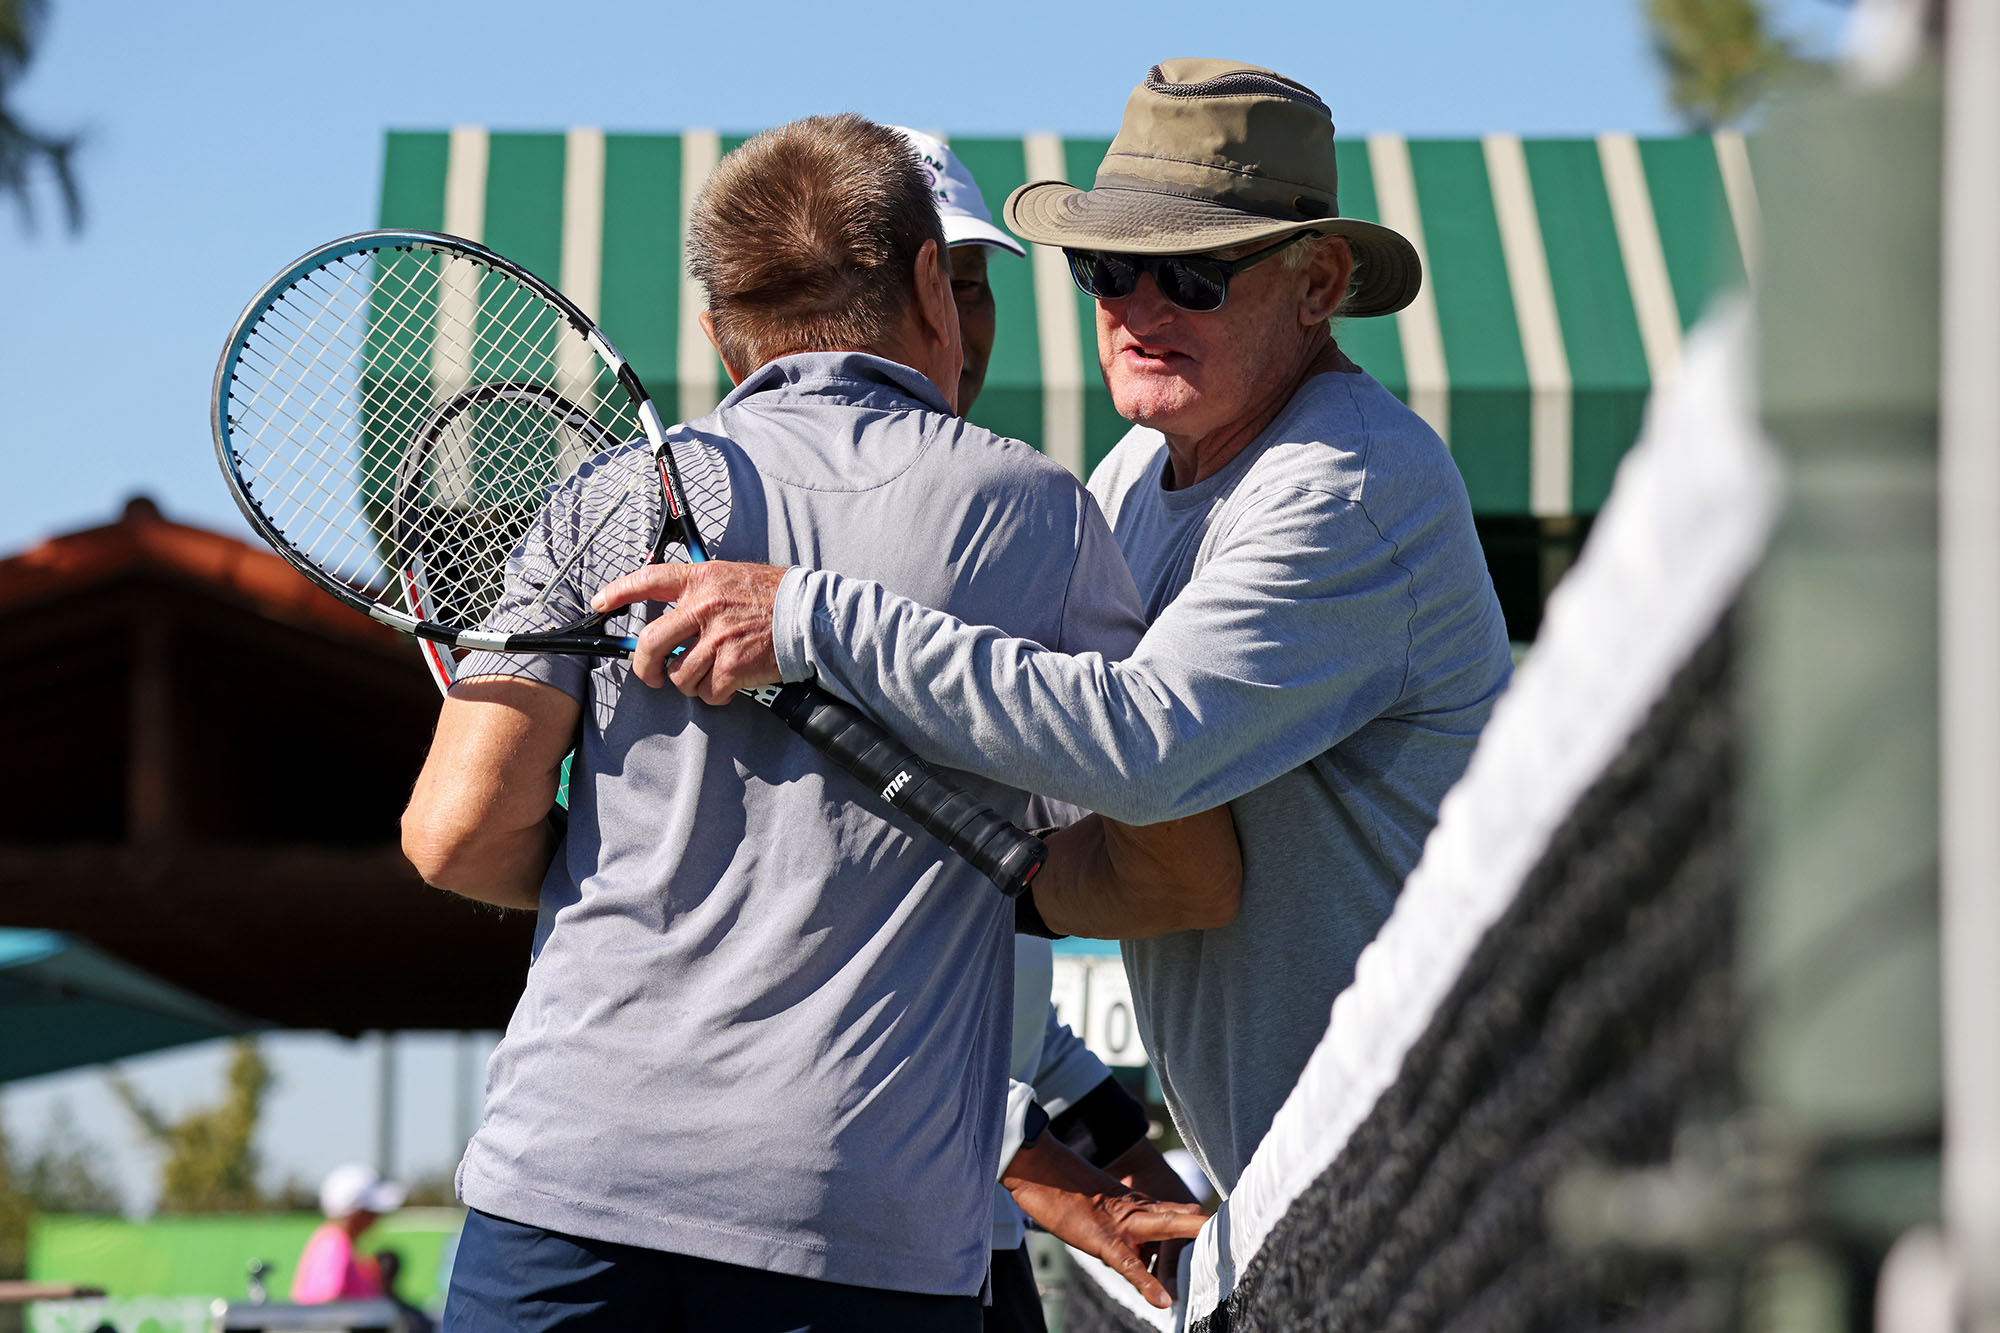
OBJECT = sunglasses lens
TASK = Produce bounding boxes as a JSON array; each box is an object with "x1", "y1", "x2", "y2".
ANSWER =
[
  {"x1": 1156, "y1": 258, "x2": 1229, "y2": 312},
  {"x1": 1068, "y1": 251, "x2": 1139, "y2": 300}
]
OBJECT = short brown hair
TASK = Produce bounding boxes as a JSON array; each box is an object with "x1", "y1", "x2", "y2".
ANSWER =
[{"x1": 686, "y1": 114, "x2": 945, "y2": 374}]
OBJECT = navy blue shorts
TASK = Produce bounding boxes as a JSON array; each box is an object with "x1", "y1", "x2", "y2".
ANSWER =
[{"x1": 444, "y1": 1208, "x2": 982, "y2": 1332}]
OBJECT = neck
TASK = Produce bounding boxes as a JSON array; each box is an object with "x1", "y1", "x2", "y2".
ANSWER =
[
  {"x1": 1160, "y1": 334, "x2": 1343, "y2": 489},
  {"x1": 872, "y1": 297, "x2": 958, "y2": 412}
]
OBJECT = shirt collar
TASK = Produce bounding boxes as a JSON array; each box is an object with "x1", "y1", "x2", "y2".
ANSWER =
[{"x1": 719, "y1": 350, "x2": 953, "y2": 416}]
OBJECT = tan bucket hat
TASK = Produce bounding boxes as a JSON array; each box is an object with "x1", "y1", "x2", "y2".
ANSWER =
[{"x1": 1005, "y1": 58, "x2": 1422, "y2": 318}]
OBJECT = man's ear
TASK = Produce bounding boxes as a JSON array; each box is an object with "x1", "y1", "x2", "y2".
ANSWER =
[
  {"x1": 911, "y1": 238, "x2": 963, "y2": 408},
  {"x1": 1299, "y1": 236, "x2": 1353, "y2": 326},
  {"x1": 912, "y1": 239, "x2": 957, "y2": 343},
  {"x1": 698, "y1": 310, "x2": 748, "y2": 385}
]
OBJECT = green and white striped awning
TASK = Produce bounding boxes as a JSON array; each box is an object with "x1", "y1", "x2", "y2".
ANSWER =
[{"x1": 378, "y1": 128, "x2": 1756, "y2": 516}]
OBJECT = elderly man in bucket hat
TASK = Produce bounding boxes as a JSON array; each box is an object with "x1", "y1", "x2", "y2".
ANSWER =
[{"x1": 595, "y1": 60, "x2": 1515, "y2": 1198}]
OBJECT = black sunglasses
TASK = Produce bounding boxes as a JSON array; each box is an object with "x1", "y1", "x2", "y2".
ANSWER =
[{"x1": 1064, "y1": 233, "x2": 1311, "y2": 313}]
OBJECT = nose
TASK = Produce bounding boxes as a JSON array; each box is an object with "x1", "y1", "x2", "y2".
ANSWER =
[{"x1": 1104, "y1": 270, "x2": 1178, "y2": 335}]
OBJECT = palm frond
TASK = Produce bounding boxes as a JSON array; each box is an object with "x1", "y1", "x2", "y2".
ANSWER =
[
  {"x1": 0, "y1": 0, "x2": 83, "y2": 232},
  {"x1": 1647, "y1": 0, "x2": 1802, "y2": 130}
]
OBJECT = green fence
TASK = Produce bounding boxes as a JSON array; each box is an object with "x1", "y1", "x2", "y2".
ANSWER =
[{"x1": 28, "y1": 1209, "x2": 462, "y2": 1311}]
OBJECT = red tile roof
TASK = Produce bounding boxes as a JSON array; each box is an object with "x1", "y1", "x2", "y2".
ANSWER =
[{"x1": 0, "y1": 496, "x2": 401, "y2": 649}]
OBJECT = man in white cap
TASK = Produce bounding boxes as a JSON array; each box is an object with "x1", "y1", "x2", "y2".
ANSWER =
[
  {"x1": 891, "y1": 128, "x2": 1024, "y2": 416},
  {"x1": 292, "y1": 1162, "x2": 406, "y2": 1303},
  {"x1": 596, "y1": 60, "x2": 1516, "y2": 1201},
  {"x1": 893, "y1": 127, "x2": 1198, "y2": 1332}
]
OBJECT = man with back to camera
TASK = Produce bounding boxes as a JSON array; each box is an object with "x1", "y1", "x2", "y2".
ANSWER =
[
  {"x1": 894, "y1": 125, "x2": 1200, "y2": 1331},
  {"x1": 399, "y1": 114, "x2": 1224, "y2": 1331},
  {"x1": 596, "y1": 61, "x2": 1518, "y2": 1201}
]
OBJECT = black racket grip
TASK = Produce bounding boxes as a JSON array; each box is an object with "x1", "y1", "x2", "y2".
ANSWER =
[{"x1": 766, "y1": 683, "x2": 1047, "y2": 898}]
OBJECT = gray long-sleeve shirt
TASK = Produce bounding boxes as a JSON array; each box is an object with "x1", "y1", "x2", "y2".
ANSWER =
[
  {"x1": 453, "y1": 353, "x2": 1148, "y2": 1297},
  {"x1": 775, "y1": 367, "x2": 1514, "y2": 1192}
]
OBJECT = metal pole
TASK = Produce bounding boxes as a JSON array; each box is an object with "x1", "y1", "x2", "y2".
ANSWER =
[
  {"x1": 454, "y1": 1032, "x2": 474, "y2": 1151},
  {"x1": 375, "y1": 1031, "x2": 397, "y2": 1180},
  {"x1": 1939, "y1": 0, "x2": 2000, "y2": 1320}
]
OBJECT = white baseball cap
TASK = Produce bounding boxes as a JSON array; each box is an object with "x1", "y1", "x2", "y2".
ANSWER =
[
  {"x1": 319, "y1": 1162, "x2": 407, "y2": 1218},
  {"x1": 892, "y1": 127, "x2": 1027, "y2": 257}
]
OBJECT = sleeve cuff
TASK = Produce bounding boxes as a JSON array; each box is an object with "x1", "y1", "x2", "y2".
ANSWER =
[
  {"x1": 453, "y1": 653, "x2": 589, "y2": 704},
  {"x1": 996, "y1": 1078, "x2": 1040, "y2": 1181},
  {"x1": 772, "y1": 565, "x2": 820, "y2": 684}
]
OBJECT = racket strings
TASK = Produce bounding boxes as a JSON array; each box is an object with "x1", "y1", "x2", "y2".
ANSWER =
[
  {"x1": 224, "y1": 243, "x2": 651, "y2": 632},
  {"x1": 232, "y1": 256, "x2": 438, "y2": 580}
]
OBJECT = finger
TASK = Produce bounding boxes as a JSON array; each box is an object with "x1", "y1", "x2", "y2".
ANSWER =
[
  {"x1": 593, "y1": 563, "x2": 692, "y2": 614},
  {"x1": 667, "y1": 634, "x2": 717, "y2": 702},
  {"x1": 702, "y1": 640, "x2": 743, "y2": 703},
  {"x1": 699, "y1": 659, "x2": 737, "y2": 707},
  {"x1": 706, "y1": 632, "x2": 767, "y2": 703},
  {"x1": 1099, "y1": 1242, "x2": 1173, "y2": 1309},
  {"x1": 631, "y1": 607, "x2": 698, "y2": 687},
  {"x1": 1121, "y1": 1208, "x2": 1210, "y2": 1243}
]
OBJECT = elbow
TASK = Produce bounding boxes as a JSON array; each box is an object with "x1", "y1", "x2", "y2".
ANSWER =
[
  {"x1": 400, "y1": 805, "x2": 477, "y2": 896},
  {"x1": 1169, "y1": 866, "x2": 1241, "y2": 932},
  {"x1": 1189, "y1": 884, "x2": 1242, "y2": 931},
  {"x1": 1151, "y1": 809, "x2": 1244, "y2": 932}
]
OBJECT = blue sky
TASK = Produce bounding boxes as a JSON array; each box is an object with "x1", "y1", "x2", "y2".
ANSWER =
[{"x1": 2, "y1": 0, "x2": 1852, "y2": 1213}]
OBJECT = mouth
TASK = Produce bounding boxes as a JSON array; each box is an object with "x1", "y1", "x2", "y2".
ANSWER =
[{"x1": 1115, "y1": 341, "x2": 1187, "y2": 367}]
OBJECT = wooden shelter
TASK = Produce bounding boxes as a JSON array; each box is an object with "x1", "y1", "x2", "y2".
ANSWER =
[{"x1": 0, "y1": 498, "x2": 533, "y2": 1037}]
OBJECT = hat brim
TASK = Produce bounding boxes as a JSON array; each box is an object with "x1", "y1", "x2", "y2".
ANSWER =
[
  {"x1": 357, "y1": 1182, "x2": 406, "y2": 1213},
  {"x1": 1005, "y1": 180, "x2": 1422, "y2": 318},
  {"x1": 942, "y1": 215, "x2": 1027, "y2": 257}
]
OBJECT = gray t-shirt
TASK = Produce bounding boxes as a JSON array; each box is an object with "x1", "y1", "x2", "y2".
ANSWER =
[
  {"x1": 776, "y1": 367, "x2": 1514, "y2": 1193},
  {"x1": 454, "y1": 352, "x2": 1147, "y2": 1297}
]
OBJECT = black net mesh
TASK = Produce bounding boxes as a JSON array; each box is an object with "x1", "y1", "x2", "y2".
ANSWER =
[{"x1": 1066, "y1": 609, "x2": 1742, "y2": 1333}]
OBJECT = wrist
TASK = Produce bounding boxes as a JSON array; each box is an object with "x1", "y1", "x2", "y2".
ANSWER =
[{"x1": 1002, "y1": 1130, "x2": 1120, "y2": 1197}]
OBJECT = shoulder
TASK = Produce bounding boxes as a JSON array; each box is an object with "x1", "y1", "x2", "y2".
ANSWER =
[
  {"x1": 1238, "y1": 371, "x2": 1460, "y2": 515},
  {"x1": 933, "y1": 416, "x2": 1099, "y2": 514}
]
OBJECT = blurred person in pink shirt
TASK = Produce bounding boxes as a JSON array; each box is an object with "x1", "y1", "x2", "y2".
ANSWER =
[{"x1": 291, "y1": 1162, "x2": 406, "y2": 1303}]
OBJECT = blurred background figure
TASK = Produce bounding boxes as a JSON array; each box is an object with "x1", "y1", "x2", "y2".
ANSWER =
[
  {"x1": 376, "y1": 1248, "x2": 437, "y2": 1333},
  {"x1": 290, "y1": 1162, "x2": 406, "y2": 1303}
]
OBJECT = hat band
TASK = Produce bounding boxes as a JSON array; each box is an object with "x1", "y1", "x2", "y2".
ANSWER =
[{"x1": 1088, "y1": 174, "x2": 1339, "y2": 226}]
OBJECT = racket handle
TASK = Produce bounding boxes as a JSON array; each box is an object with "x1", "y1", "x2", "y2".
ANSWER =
[{"x1": 765, "y1": 683, "x2": 1047, "y2": 898}]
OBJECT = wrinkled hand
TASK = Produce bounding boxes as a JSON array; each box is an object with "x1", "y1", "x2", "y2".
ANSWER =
[
  {"x1": 591, "y1": 561, "x2": 788, "y2": 703},
  {"x1": 1105, "y1": 1138, "x2": 1205, "y2": 1299},
  {"x1": 1003, "y1": 1135, "x2": 1208, "y2": 1309}
]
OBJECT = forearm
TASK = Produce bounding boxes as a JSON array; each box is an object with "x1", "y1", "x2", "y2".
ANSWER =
[
  {"x1": 777, "y1": 564, "x2": 1401, "y2": 824},
  {"x1": 781, "y1": 569, "x2": 1201, "y2": 822},
  {"x1": 1002, "y1": 1132, "x2": 1131, "y2": 1213},
  {"x1": 1001, "y1": 1133, "x2": 1207, "y2": 1311},
  {"x1": 1034, "y1": 809, "x2": 1242, "y2": 939},
  {"x1": 401, "y1": 676, "x2": 576, "y2": 911}
]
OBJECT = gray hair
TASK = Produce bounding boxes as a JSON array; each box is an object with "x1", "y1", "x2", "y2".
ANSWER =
[{"x1": 1283, "y1": 233, "x2": 1363, "y2": 319}]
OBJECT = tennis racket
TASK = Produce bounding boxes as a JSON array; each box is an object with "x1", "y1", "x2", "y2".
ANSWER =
[
  {"x1": 397, "y1": 402, "x2": 583, "y2": 825},
  {"x1": 211, "y1": 229, "x2": 1046, "y2": 896}
]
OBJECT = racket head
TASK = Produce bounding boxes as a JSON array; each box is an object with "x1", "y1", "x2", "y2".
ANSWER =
[{"x1": 211, "y1": 229, "x2": 672, "y2": 644}]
